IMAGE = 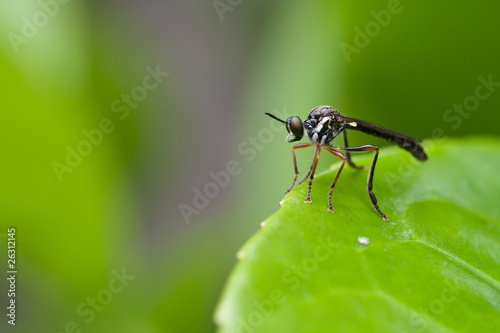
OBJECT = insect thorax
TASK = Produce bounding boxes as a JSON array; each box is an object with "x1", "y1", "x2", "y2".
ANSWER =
[{"x1": 304, "y1": 105, "x2": 342, "y2": 145}]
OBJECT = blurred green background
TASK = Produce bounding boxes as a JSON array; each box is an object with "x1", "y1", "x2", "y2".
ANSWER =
[{"x1": 0, "y1": 0, "x2": 499, "y2": 332}]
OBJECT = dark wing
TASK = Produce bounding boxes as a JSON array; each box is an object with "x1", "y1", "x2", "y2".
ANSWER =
[{"x1": 338, "y1": 115, "x2": 428, "y2": 161}]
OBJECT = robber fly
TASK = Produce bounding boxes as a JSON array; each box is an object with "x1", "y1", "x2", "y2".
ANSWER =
[{"x1": 266, "y1": 105, "x2": 427, "y2": 221}]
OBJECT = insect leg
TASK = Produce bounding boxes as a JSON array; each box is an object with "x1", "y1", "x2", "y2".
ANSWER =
[
  {"x1": 342, "y1": 131, "x2": 365, "y2": 170},
  {"x1": 324, "y1": 147, "x2": 346, "y2": 212},
  {"x1": 298, "y1": 148, "x2": 321, "y2": 185},
  {"x1": 285, "y1": 143, "x2": 313, "y2": 195},
  {"x1": 304, "y1": 144, "x2": 321, "y2": 203},
  {"x1": 337, "y1": 145, "x2": 389, "y2": 221}
]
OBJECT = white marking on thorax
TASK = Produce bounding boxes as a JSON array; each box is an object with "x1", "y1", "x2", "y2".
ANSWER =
[{"x1": 312, "y1": 133, "x2": 318, "y2": 143}]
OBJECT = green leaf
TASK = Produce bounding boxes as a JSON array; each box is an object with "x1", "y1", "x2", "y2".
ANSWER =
[{"x1": 215, "y1": 137, "x2": 500, "y2": 333}]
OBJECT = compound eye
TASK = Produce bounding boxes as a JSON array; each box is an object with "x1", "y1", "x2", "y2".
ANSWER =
[{"x1": 286, "y1": 116, "x2": 304, "y2": 140}]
